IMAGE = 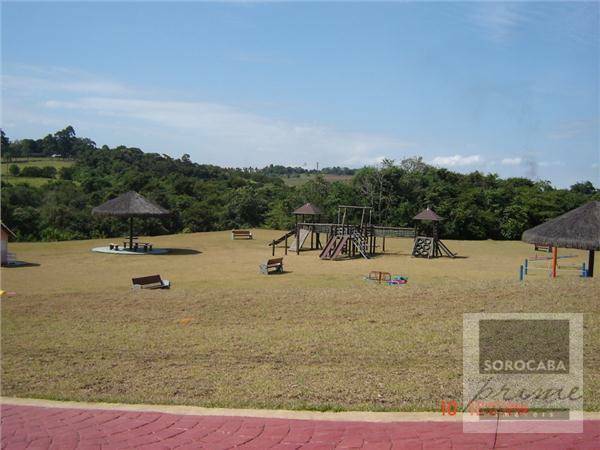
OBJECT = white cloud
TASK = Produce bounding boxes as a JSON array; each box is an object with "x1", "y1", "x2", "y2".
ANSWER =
[
  {"x1": 2, "y1": 65, "x2": 132, "y2": 97},
  {"x1": 43, "y1": 97, "x2": 410, "y2": 167},
  {"x1": 501, "y1": 157, "x2": 523, "y2": 166},
  {"x1": 539, "y1": 160, "x2": 565, "y2": 167},
  {"x1": 548, "y1": 119, "x2": 597, "y2": 140},
  {"x1": 1, "y1": 63, "x2": 414, "y2": 168},
  {"x1": 469, "y1": 3, "x2": 525, "y2": 43},
  {"x1": 431, "y1": 154, "x2": 482, "y2": 167}
]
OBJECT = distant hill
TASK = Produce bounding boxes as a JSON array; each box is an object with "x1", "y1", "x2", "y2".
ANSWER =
[{"x1": 1, "y1": 126, "x2": 598, "y2": 242}]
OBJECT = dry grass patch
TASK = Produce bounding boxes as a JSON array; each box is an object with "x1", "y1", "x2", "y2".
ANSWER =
[{"x1": 1, "y1": 231, "x2": 599, "y2": 411}]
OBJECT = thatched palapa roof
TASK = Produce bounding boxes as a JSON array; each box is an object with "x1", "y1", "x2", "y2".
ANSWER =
[
  {"x1": 92, "y1": 191, "x2": 170, "y2": 217},
  {"x1": 522, "y1": 201, "x2": 600, "y2": 251},
  {"x1": 293, "y1": 203, "x2": 322, "y2": 215},
  {"x1": 414, "y1": 207, "x2": 443, "y2": 221}
]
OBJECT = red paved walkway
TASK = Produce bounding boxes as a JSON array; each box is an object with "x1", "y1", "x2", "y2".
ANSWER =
[{"x1": 1, "y1": 404, "x2": 599, "y2": 449}]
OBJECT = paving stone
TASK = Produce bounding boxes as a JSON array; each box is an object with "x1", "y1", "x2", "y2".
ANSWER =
[{"x1": 1, "y1": 404, "x2": 599, "y2": 450}]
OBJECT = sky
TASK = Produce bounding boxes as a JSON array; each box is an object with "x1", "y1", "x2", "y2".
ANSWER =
[{"x1": 1, "y1": 1, "x2": 599, "y2": 188}]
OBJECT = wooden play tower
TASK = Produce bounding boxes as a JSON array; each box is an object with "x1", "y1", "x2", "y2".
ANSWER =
[{"x1": 411, "y1": 207, "x2": 456, "y2": 258}]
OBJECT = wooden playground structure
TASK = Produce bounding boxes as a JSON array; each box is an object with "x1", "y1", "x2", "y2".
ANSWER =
[
  {"x1": 411, "y1": 207, "x2": 456, "y2": 259},
  {"x1": 269, "y1": 204, "x2": 455, "y2": 260}
]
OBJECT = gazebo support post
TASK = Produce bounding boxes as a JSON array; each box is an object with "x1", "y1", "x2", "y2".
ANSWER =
[
  {"x1": 552, "y1": 246, "x2": 558, "y2": 278},
  {"x1": 589, "y1": 250, "x2": 595, "y2": 277},
  {"x1": 129, "y1": 216, "x2": 134, "y2": 250}
]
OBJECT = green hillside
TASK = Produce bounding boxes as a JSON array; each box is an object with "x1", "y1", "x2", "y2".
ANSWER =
[{"x1": 1, "y1": 157, "x2": 74, "y2": 186}]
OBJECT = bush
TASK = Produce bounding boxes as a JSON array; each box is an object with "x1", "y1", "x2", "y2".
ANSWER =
[
  {"x1": 59, "y1": 166, "x2": 75, "y2": 180},
  {"x1": 19, "y1": 166, "x2": 57, "y2": 178},
  {"x1": 19, "y1": 166, "x2": 44, "y2": 177},
  {"x1": 8, "y1": 164, "x2": 20, "y2": 176},
  {"x1": 41, "y1": 166, "x2": 57, "y2": 178}
]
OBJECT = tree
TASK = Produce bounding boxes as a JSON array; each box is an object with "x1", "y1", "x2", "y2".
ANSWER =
[
  {"x1": 1, "y1": 130, "x2": 20, "y2": 161},
  {"x1": 54, "y1": 126, "x2": 76, "y2": 157},
  {"x1": 570, "y1": 181, "x2": 596, "y2": 196},
  {"x1": 1, "y1": 129, "x2": 11, "y2": 161},
  {"x1": 500, "y1": 205, "x2": 529, "y2": 240},
  {"x1": 59, "y1": 166, "x2": 75, "y2": 180},
  {"x1": 2, "y1": 126, "x2": 599, "y2": 243},
  {"x1": 8, "y1": 164, "x2": 20, "y2": 176}
]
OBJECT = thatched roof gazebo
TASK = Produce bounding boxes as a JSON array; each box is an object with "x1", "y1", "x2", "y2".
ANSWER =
[
  {"x1": 413, "y1": 207, "x2": 443, "y2": 222},
  {"x1": 293, "y1": 202, "x2": 322, "y2": 216},
  {"x1": 522, "y1": 201, "x2": 600, "y2": 277},
  {"x1": 92, "y1": 191, "x2": 170, "y2": 250},
  {"x1": 292, "y1": 202, "x2": 322, "y2": 224}
]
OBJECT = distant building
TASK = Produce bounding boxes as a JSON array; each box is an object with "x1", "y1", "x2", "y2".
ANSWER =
[{"x1": 1, "y1": 222, "x2": 16, "y2": 266}]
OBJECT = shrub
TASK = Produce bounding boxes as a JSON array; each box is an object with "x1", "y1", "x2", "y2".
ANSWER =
[{"x1": 8, "y1": 164, "x2": 20, "y2": 176}]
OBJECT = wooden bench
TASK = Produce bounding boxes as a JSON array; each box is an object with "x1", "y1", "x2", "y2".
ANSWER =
[
  {"x1": 132, "y1": 274, "x2": 170, "y2": 289},
  {"x1": 138, "y1": 242, "x2": 153, "y2": 252},
  {"x1": 260, "y1": 257, "x2": 284, "y2": 275},
  {"x1": 231, "y1": 230, "x2": 253, "y2": 240},
  {"x1": 123, "y1": 242, "x2": 153, "y2": 252},
  {"x1": 534, "y1": 244, "x2": 553, "y2": 253}
]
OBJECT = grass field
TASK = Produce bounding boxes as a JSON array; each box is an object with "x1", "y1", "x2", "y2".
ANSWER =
[
  {"x1": 1, "y1": 230, "x2": 599, "y2": 411},
  {"x1": 281, "y1": 173, "x2": 353, "y2": 186},
  {"x1": 1, "y1": 157, "x2": 74, "y2": 185}
]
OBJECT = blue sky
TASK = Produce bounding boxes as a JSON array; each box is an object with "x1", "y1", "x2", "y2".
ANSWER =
[{"x1": 1, "y1": 1, "x2": 598, "y2": 187}]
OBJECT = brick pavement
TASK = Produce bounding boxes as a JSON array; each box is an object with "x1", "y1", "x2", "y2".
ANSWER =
[{"x1": 1, "y1": 403, "x2": 599, "y2": 449}]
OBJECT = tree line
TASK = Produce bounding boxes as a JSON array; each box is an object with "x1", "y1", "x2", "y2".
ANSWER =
[{"x1": 1, "y1": 127, "x2": 598, "y2": 242}]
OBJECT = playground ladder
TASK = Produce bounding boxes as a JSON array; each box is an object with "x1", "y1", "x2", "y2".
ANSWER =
[{"x1": 351, "y1": 231, "x2": 370, "y2": 259}]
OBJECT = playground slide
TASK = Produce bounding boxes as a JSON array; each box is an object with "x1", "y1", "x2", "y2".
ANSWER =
[
  {"x1": 331, "y1": 235, "x2": 350, "y2": 259},
  {"x1": 320, "y1": 235, "x2": 337, "y2": 259},
  {"x1": 289, "y1": 229, "x2": 310, "y2": 252},
  {"x1": 320, "y1": 235, "x2": 350, "y2": 260},
  {"x1": 269, "y1": 229, "x2": 296, "y2": 247}
]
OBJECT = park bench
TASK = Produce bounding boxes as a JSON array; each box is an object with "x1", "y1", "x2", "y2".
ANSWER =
[
  {"x1": 132, "y1": 274, "x2": 170, "y2": 289},
  {"x1": 260, "y1": 257, "x2": 284, "y2": 275},
  {"x1": 231, "y1": 230, "x2": 253, "y2": 240},
  {"x1": 534, "y1": 244, "x2": 553, "y2": 253},
  {"x1": 122, "y1": 241, "x2": 153, "y2": 252}
]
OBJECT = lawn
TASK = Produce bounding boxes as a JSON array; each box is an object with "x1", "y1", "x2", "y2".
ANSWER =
[
  {"x1": 1, "y1": 230, "x2": 599, "y2": 411},
  {"x1": 1, "y1": 157, "x2": 74, "y2": 185}
]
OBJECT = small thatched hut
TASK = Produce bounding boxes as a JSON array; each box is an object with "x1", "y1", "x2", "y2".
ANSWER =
[
  {"x1": 522, "y1": 201, "x2": 600, "y2": 277},
  {"x1": 292, "y1": 203, "x2": 322, "y2": 219},
  {"x1": 413, "y1": 207, "x2": 443, "y2": 222},
  {"x1": 92, "y1": 191, "x2": 170, "y2": 249}
]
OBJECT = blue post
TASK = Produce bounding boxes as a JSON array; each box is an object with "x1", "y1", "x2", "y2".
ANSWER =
[
  {"x1": 519, "y1": 265, "x2": 524, "y2": 281},
  {"x1": 524, "y1": 259, "x2": 528, "y2": 275},
  {"x1": 581, "y1": 263, "x2": 587, "y2": 278}
]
